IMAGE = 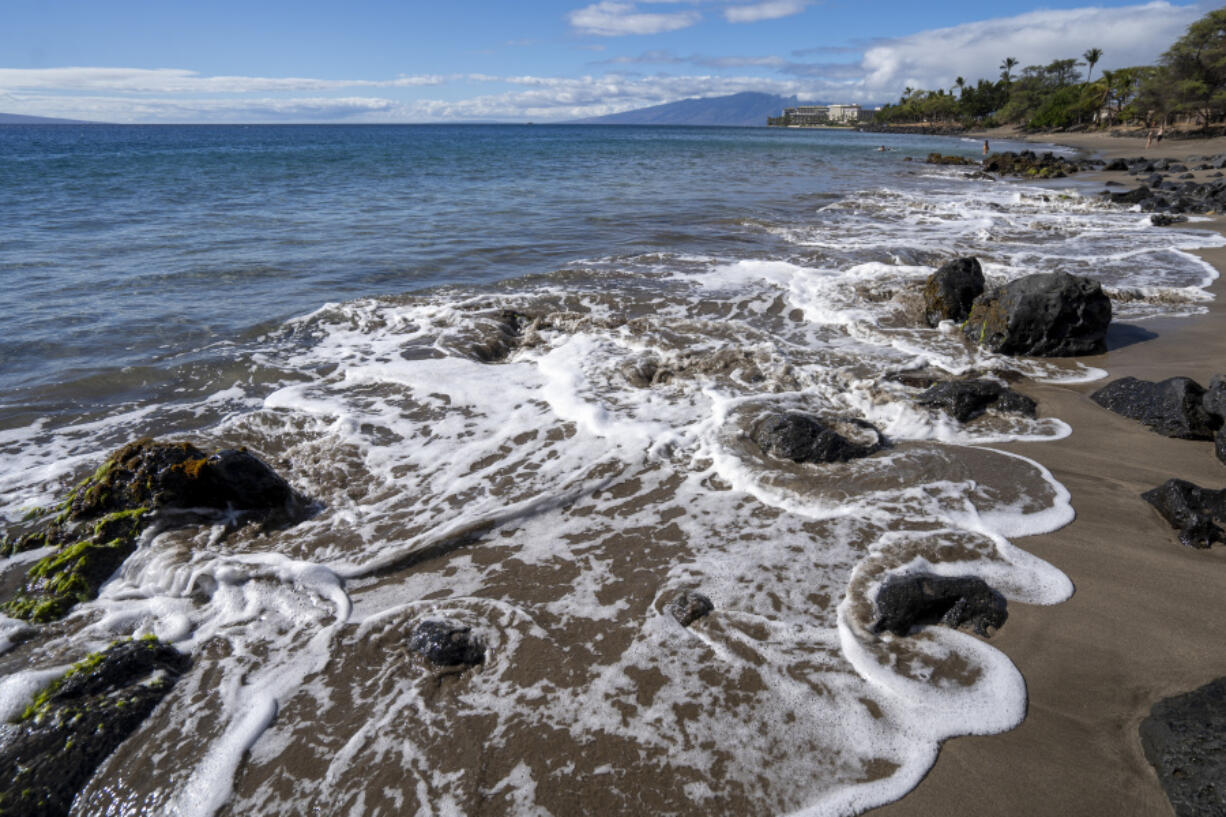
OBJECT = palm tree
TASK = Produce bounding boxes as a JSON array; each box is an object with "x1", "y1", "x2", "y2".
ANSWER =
[
  {"x1": 1083, "y1": 47, "x2": 1103, "y2": 83},
  {"x1": 1000, "y1": 57, "x2": 1018, "y2": 86},
  {"x1": 955, "y1": 76, "x2": 965, "y2": 96}
]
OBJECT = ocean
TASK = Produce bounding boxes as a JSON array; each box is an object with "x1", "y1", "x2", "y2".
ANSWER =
[{"x1": 1, "y1": 123, "x2": 1223, "y2": 816}]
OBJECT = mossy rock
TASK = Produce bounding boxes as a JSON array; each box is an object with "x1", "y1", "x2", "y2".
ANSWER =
[
  {"x1": 1, "y1": 438, "x2": 313, "y2": 622},
  {"x1": 0, "y1": 637, "x2": 190, "y2": 817}
]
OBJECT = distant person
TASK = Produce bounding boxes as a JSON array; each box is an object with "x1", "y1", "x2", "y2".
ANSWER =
[
  {"x1": 877, "y1": 145, "x2": 887, "y2": 151},
  {"x1": 983, "y1": 139, "x2": 990, "y2": 155},
  {"x1": 1146, "y1": 129, "x2": 1154, "y2": 149},
  {"x1": 1157, "y1": 127, "x2": 1165, "y2": 143}
]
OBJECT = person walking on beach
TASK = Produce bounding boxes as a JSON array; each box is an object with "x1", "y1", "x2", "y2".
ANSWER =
[
  {"x1": 983, "y1": 139, "x2": 990, "y2": 155},
  {"x1": 1157, "y1": 126, "x2": 1165, "y2": 143},
  {"x1": 1147, "y1": 129, "x2": 1154, "y2": 149}
]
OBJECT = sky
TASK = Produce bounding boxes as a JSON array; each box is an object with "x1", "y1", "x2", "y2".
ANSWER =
[{"x1": 0, "y1": 0, "x2": 1213, "y2": 123}]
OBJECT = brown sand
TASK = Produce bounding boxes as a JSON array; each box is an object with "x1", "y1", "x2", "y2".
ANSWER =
[
  {"x1": 870, "y1": 157, "x2": 1226, "y2": 815},
  {"x1": 974, "y1": 124, "x2": 1226, "y2": 162}
]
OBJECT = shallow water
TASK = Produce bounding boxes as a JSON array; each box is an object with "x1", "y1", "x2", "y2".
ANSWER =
[{"x1": 2, "y1": 124, "x2": 1224, "y2": 816}]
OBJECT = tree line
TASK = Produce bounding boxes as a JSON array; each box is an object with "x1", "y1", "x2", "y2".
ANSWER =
[{"x1": 874, "y1": 8, "x2": 1226, "y2": 131}]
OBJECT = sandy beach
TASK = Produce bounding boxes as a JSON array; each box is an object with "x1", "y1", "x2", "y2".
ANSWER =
[{"x1": 871, "y1": 141, "x2": 1226, "y2": 816}]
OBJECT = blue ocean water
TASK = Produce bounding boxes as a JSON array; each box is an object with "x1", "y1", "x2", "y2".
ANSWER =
[{"x1": 0, "y1": 124, "x2": 983, "y2": 396}]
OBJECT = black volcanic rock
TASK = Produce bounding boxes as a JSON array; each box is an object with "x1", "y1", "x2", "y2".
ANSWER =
[
  {"x1": 963, "y1": 272, "x2": 1111, "y2": 357},
  {"x1": 1091, "y1": 377, "x2": 1219, "y2": 440},
  {"x1": 1141, "y1": 478, "x2": 1226, "y2": 548},
  {"x1": 0, "y1": 638, "x2": 190, "y2": 817},
  {"x1": 1140, "y1": 676, "x2": 1226, "y2": 817},
  {"x1": 916, "y1": 379, "x2": 1036, "y2": 423},
  {"x1": 667, "y1": 590, "x2": 714, "y2": 627},
  {"x1": 408, "y1": 619, "x2": 485, "y2": 667},
  {"x1": 873, "y1": 573, "x2": 1007, "y2": 637},
  {"x1": 922, "y1": 257, "x2": 985, "y2": 326},
  {"x1": 752, "y1": 412, "x2": 882, "y2": 464}
]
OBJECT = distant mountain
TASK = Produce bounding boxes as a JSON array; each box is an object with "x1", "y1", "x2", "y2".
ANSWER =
[
  {"x1": 569, "y1": 92, "x2": 809, "y2": 127},
  {"x1": 0, "y1": 112, "x2": 97, "y2": 124}
]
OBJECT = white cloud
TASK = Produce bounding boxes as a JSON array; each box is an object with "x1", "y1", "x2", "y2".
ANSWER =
[
  {"x1": 567, "y1": 1, "x2": 701, "y2": 36},
  {"x1": 856, "y1": 1, "x2": 1202, "y2": 99},
  {"x1": 724, "y1": 0, "x2": 810, "y2": 23},
  {"x1": 0, "y1": 67, "x2": 446, "y2": 94}
]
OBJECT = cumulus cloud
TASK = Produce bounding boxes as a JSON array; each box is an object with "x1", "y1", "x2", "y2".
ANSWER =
[
  {"x1": 567, "y1": 1, "x2": 701, "y2": 36},
  {"x1": 596, "y1": 50, "x2": 785, "y2": 67},
  {"x1": 724, "y1": 0, "x2": 810, "y2": 23},
  {"x1": 855, "y1": 1, "x2": 1201, "y2": 98}
]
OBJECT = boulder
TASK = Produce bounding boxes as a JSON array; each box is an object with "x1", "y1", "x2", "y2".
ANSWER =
[
  {"x1": 1090, "y1": 377, "x2": 1219, "y2": 440},
  {"x1": 922, "y1": 257, "x2": 985, "y2": 326},
  {"x1": 1202, "y1": 374, "x2": 1226, "y2": 421},
  {"x1": 1141, "y1": 479, "x2": 1226, "y2": 548},
  {"x1": 1104, "y1": 158, "x2": 1129, "y2": 171},
  {"x1": 667, "y1": 590, "x2": 714, "y2": 627},
  {"x1": 916, "y1": 379, "x2": 1036, "y2": 423},
  {"x1": 1140, "y1": 676, "x2": 1226, "y2": 817},
  {"x1": 925, "y1": 153, "x2": 977, "y2": 166},
  {"x1": 873, "y1": 573, "x2": 1007, "y2": 637},
  {"x1": 0, "y1": 638, "x2": 189, "y2": 817},
  {"x1": 752, "y1": 412, "x2": 883, "y2": 464},
  {"x1": 408, "y1": 619, "x2": 485, "y2": 667},
  {"x1": 1152, "y1": 213, "x2": 1189, "y2": 226},
  {"x1": 2, "y1": 439, "x2": 313, "y2": 623},
  {"x1": 962, "y1": 272, "x2": 1111, "y2": 357}
]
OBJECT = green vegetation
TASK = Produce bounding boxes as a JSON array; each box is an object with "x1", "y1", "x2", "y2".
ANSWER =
[{"x1": 874, "y1": 8, "x2": 1226, "y2": 132}]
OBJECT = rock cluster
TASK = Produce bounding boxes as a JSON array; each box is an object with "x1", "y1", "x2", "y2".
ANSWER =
[
  {"x1": 0, "y1": 637, "x2": 190, "y2": 817},
  {"x1": 1100, "y1": 155, "x2": 1226, "y2": 215},
  {"x1": 924, "y1": 153, "x2": 978, "y2": 166},
  {"x1": 982, "y1": 150, "x2": 1090, "y2": 179},
  {"x1": 873, "y1": 573, "x2": 1007, "y2": 637}
]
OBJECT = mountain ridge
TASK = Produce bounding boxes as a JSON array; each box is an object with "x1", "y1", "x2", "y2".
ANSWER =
[{"x1": 568, "y1": 92, "x2": 821, "y2": 127}]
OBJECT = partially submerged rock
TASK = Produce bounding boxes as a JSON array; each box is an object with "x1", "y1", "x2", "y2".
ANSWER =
[
  {"x1": 0, "y1": 637, "x2": 190, "y2": 817},
  {"x1": 924, "y1": 153, "x2": 977, "y2": 166},
  {"x1": 922, "y1": 257, "x2": 985, "y2": 327},
  {"x1": 1139, "y1": 676, "x2": 1226, "y2": 817},
  {"x1": 1091, "y1": 377, "x2": 1219, "y2": 440},
  {"x1": 752, "y1": 412, "x2": 883, "y2": 464},
  {"x1": 2, "y1": 438, "x2": 313, "y2": 623},
  {"x1": 873, "y1": 573, "x2": 1007, "y2": 637},
  {"x1": 1141, "y1": 479, "x2": 1226, "y2": 548},
  {"x1": 982, "y1": 151, "x2": 1081, "y2": 179},
  {"x1": 962, "y1": 271, "x2": 1111, "y2": 357},
  {"x1": 408, "y1": 619, "x2": 485, "y2": 667},
  {"x1": 667, "y1": 590, "x2": 714, "y2": 627},
  {"x1": 470, "y1": 309, "x2": 534, "y2": 363},
  {"x1": 916, "y1": 379, "x2": 1036, "y2": 423}
]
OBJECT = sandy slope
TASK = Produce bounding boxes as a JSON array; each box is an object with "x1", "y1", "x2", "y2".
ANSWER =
[{"x1": 869, "y1": 146, "x2": 1226, "y2": 817}]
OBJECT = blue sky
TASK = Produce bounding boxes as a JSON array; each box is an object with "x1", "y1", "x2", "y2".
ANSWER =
[{"x1": 0, "y1": 0, "x2": 1211, "y2": 122}]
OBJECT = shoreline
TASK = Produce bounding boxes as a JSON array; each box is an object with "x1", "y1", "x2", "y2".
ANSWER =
[
  {"x1": 869, "y1": 166, "x2": 1226, "y2": 813},
  {"x1": 969, "y1": 125, "x2": 1226, "y2": 163}
]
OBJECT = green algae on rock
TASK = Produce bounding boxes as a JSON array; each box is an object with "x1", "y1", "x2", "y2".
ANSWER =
[
  {"x1": 0, "y1": 637, "x2": 190, "y2": 817},
  {"x1": 1, "y1": 438, "x2": 314, "y2": 623}
]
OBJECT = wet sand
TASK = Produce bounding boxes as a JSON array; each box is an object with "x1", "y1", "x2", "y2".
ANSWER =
[{"x1": 870, "y1": 200, "x2": 1226, "y2": 811}]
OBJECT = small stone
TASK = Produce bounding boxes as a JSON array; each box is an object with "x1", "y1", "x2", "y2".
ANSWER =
[
  {"x1": 667, "y1": 590, "x2": 714, "y2": 626},
  {"x1": 752, "y1": 412, "x2": 882, "y2": 464},
  {"x1": 408, "y1": 619, "x2": 485, "y2": 667},
  {"x1": 873, "y1": 573, "x2": 1007, "y2": 637}
]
